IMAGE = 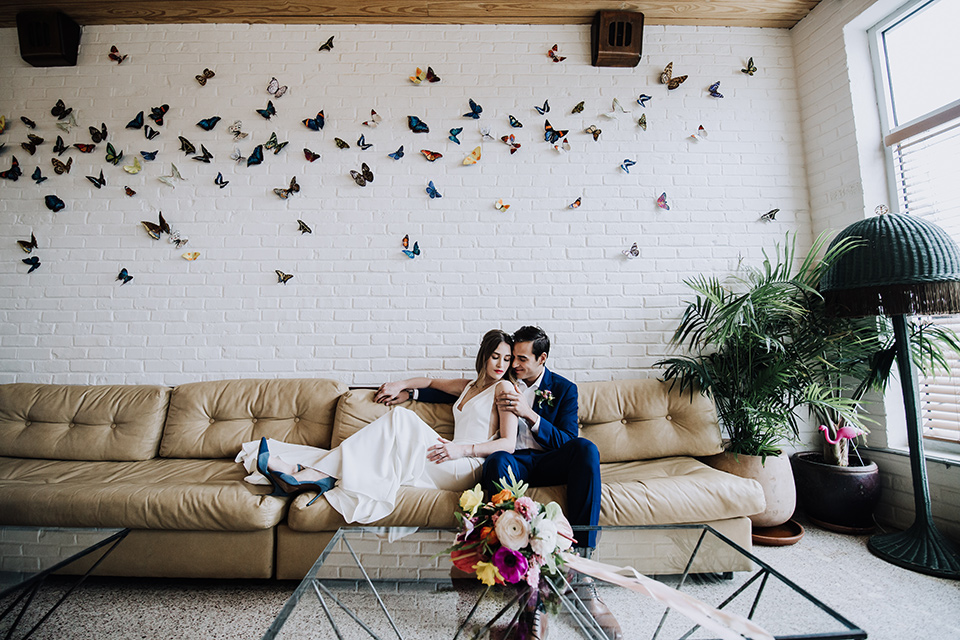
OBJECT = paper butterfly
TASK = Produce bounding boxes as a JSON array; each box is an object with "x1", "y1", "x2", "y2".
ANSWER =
[
  {"x1": 495, "y1": 199, "x2": 510, "y2": 212},
  {"x1": 45, "y1": 195, "x2": 65, "y2": 212},
  {"x1": 297, "y1": 219, "x2": 312, "y2": 234},
  {"x1": 141, "y1": 212, "x2": 171, "y2": 239},
  {"x1": 126, "y1": 111, "x2": 144, "y2": 129},
  {"x1": 660, "y1": 62, "x2": 688, "y2": 90},
  {"x1": 56, "y1": 112, "x2": 77, "y2": 133},
  {"x1": 140, "y1": 150, "x2": 158, "y2": 161},
  {"x1": 656, "y1": 192, "x2": 670, "y2": 210},
  {"x1": 544, "y1": 120, "x2": 568, "y2": 144},
  {"x1": 86, "y1": 169, "x2": 106, "y2": 189},
  {"x1": 51, "y1": 157, "x2": 72, "y2": 175},
  {"x1": 197, "y1": 116, "x2": 221, "y2": 131},
  {"x1": 108, "y1": 46, "x2": 127, "y2": 64},
  {"x1": 105, "y1": 143, "x2": 123, "y2": 165},
  {"x1": 689, "y1": 125, "x2": 707, "y2": 142},
  {"x1": 572, "y1": 101, "x2": 585, "y2": 114},
  {"x1": 215, "y1": 172, "x2": 229, "y2": 188},
  {"x1": 553, "y1": 138, "x2": 571, "y2": 153},
  {"x1": 303, "y1": 111, "x2": 324, "y2": 131},
  {"x1": 123, "y1": 157, "x2": 142, "y2": 174},
  {"x1": 256, "y1": 101, "x2": 276, "y2": 119},
  {"x1": 448, "y1": 128, "x2": 463, "y2": 144},
  {"x1": 318, "y1": 36, "x2": 335, "y2": 52},
  {"x1": 508, "y1": 115, "x2": 523, "y2": 128},
  {"x1": 89, "y1": 123, "x2": 107, "y2": 143},
  {"x1": 501, "y1": 135, "x2": 520, "y2": 154},
  {"x1": 168, "y1": 230, "x2": 188, "y2": 248},
  {"x1": 463, "y1": 98, "x2": 483, "y2": 119},
  {"x1": 363, "y1": 110, "x2": 382, "y2": 127},
  {"x1": 192, "y1": 145, "x2": 213, "y2": 163},
  {"x1": 31, "y1": 167, "x2": 46, "y2": 184},
  {"x1": 247, "y1": 145, "x2": 264, "y2": 167},
  {"x1": 408, "y1": 116, "x2": 430, "y2": 133},
  {"x1": 356, "y1": 134, "x2": 372, "y2": 150},
  {"x1": 402, "y1": 235, "x2": 421, "y2": 258},
  {"x1": 708, "y1": 81, "x2": 723, "y2": 99},
  {"x1": 149, "y1": 104, "x2": 169, "y2": 126},
  {"x1": 334, "y1": 137, "x2": 350, "y2": 149},
  {"x1": 547, "y1": 44, "x2": 566, "y2": 63},
  {"x1": 601, "y1": 98, "x2": 628, "y2": 119},
  {"x1": 265, "y1": 132, "x2": 288, "y2": 154},
  {"x1": 228, "y1": 120, "x2": 249, "y2": 139},
  {"x1": 196, "y1": 68, "x2": 215, "y2": 86},
  {"x1": 158, "y1": 164, "x2": 183, "y2": 187},
  {"x1": 20, "y1": 116, "x2": 36, "y2": 129},
  {"x1": 231, "y1": 148, "x2": 247, "y2": 164},
  {"x1": 760, "y1": 209, "x2": 779, "y2": 222},
  {"x1": 73, "y1": 143, "x2": 96, "y2": 153},
  {"x1": 178, "y1": 136, "x2": 196, "y2": 155},
  {"x1": 584, "y1": 125, "x2": 601, "y2": 141},
  {"x1": 621, "y1": 159, "x2": 636, "y2": 173},
  {"x1": 637, "y1": 94, "x2": 652, "y2": 107},
  {"x1": 266, "y1": 77, "x2": 288, "y2": 98},
  {"x1": 742, "y1": 57, "x2": 757, "y2": 76},
  {"x1": 124, "y1": 186, "x2": 136, "y2": 197},
  {"x1": 274, "y1": 176, "x2": 300, "y2": 199},
  {"x1": 388, "y1": 146, "x2": 404, "y2": 160},
  {"x1": 51, "y1": 99, "x2": 72, "y2": 120},
  {"x1": 0, "y1": 155, "x2": 20, "y2": 180},
  {"x1": 350, "y1": 163, "x2": 374, "y2": 187},
  {"x1": 22, "y1": 256, "x2": 40, "y2": 273},
  {"x1": 18, "y1": 232, "x2": 38, "y2": 253},
  {"x1": 534, "y1": 100, "x2": 550, "y2": 115},
  {"x1": 425, "y1": 181, "x2": 442, "y2": 199},
  {"x1": 409, "y1": 67, "x2": 440, "y2": 84},
  {"x1": 182, "y1": 252, "x2": 200, "y2": 261},
  {"x1": 52, "y1": 136, "x2": 66, "y2": 156},
  {"x1": 117, "y1": 268, "x2": 133, "y2": 285},
  {"x1": 276, "y1": 270, "x2": 294, "y2": 284},
  {"x1": 144, "y1": 125, "x2": 160, "y2": 140},
  {"x1": 421, "y1": 149, "x2": 443, "y2": 162},
  {"x1": 463, "y1": 146, "x2": 481, "y2": 165},
  {"x1": 622, "y1": 242, "x2": 640, "y2": 259},
  {"x1": 638, "y1": 114, "x2": 647, "y2": 131},
  {"x1": 303, "y1": 148, "x2": 320, "y2": 162},
  {"x1": 479, "y1": 124, "x2": 494, "y2": 140},
  {"x1": 21, "y1": 134, "x2": 44, "y2": 154},
  {"x1": 568, "y1": 197, "x2": 581, "y2": 209}
]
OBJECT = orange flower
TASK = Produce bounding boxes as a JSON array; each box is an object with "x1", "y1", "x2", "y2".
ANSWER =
[
  {"x1": 480, "y1": 526, "x2": 499, "y2": 545},
  {"x1": 491, "y1": 489, "x2": 514, "y2": 505},
  {"x1": 450, "y1": 548, "x2": 483, "y2": 574}
]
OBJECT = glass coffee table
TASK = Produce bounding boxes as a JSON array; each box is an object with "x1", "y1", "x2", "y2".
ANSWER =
[
  {"x1": 263, "y1": 525, "x2": 866, "y2": 639},
  {"x1": 1, "y1": 526, "x2": 129, "y2": 639}
]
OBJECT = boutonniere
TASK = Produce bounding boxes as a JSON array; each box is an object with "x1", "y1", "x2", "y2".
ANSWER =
[{"x1": 534, "y1": 389, "x2": 555, "y2": 409}]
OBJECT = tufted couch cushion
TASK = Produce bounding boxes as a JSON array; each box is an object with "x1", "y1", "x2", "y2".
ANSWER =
[
  {"x1": 160, "y1": 378, "x2": 348, "y2": 459},
  {"x1": 0, "y1": 383, "x2": 170, "y2": 461}
]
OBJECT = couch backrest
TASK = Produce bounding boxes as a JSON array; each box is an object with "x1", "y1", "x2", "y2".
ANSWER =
[
  {"x1": 0, "y1": 383, "x2": 170, "y2": 461},
  {"x1": 331, "y1": 389, "x2": 454, "y2": 447},
  {"x1": 159, "y1": 378, "x2": 348, "y2": 459},
  {"x1": 578, "y1": 379, "x2": 722, "y2": 462}
]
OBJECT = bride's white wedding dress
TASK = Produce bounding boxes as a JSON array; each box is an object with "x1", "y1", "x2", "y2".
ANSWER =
[{"x1": 236, "y1": 380, "x2": 498, "y2": 523}]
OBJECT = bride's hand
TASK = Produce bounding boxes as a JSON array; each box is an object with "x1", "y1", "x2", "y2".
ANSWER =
[
  {"x1": 427, "y1": 438, "x2": 464, "y2": 463},
  {"x1": 375, "y1": 382, "x2": 407, "y2": 404}
]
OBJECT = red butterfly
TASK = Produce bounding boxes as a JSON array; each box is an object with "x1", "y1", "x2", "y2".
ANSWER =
[
  {"x1": 420, "y1": 150, "x2": 443, "y2": 162},
  {"x1": 73, "y1": 143, "x2": 97, "y2": 153},
  {"x1": 108, "y1": 45, "x2": 127, "y2": 64},
  {"x1": 548, "y1": 44, "x2": 566, "y2": 63},
  {"x1": 303, "y1": 148, "x2": 320, "y2": 162}
]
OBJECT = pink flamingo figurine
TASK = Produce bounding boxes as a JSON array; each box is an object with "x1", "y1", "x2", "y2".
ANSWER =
[{"x1": 818, "y1": 424, "x2": 864, "y2": 444}]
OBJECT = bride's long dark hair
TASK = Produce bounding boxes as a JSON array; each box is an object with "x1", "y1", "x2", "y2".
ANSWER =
[{"x1": 475, "y1": 329, "x2": 516, "y2": 385}]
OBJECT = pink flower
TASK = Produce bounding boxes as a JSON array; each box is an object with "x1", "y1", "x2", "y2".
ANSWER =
[
  {"x1": 492, "y1": 547, "x2": 529, "y2": 584},
  {"x1": 514, "y1": 497, "x2": 537, "y2": 521},
  {"x1": 524, "y1": 562, "x2": 541, "y2": 588}
]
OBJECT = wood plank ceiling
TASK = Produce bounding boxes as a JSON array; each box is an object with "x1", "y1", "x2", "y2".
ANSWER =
[{"x1": 0, "y1": 1, "x2": 821, "y2": 29}]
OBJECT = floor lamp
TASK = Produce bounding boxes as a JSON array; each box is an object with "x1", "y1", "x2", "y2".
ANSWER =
[{"x1": 820, "y1": 208, "x2": 960, "y2": 579}]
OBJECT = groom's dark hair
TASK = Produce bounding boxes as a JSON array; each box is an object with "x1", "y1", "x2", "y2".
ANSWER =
[{"x1": 513, "y1": 326, "x2": 550, "y2": 359}]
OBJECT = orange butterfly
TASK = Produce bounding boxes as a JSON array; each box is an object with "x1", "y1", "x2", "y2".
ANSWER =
[{"x1": 420, "y1": 149, "x2": 443, "y2": 162}]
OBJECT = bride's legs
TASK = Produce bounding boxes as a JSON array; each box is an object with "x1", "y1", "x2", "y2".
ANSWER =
[{"x1": 267, "y1": 455, "x2": 333, "y2": 483}]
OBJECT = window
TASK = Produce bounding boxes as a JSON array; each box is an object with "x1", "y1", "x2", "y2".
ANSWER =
[{"x1": 870, "y1": 0, "x2": 960, "y2": 444}]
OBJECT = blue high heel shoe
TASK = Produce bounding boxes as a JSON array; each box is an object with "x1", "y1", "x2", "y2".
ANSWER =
[
  {"x1": 272, "y1": 472, "x2": 337, "y2": 507},
  {"x1": 256, "y1": 437, "x2": 286, "y2": 497}
]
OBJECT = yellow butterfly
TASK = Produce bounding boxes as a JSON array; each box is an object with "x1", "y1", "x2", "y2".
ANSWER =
[
  {"x1": 462, "y1": 146, "x2": 481, "y2": 165},
  {"x1": 123, "y1": 156, "x2": 142, "y2": 174},
  {"x1": 409, "y1": 67, "x2": 427, "y2": 84},
  {"x1": 276, "y1": 270, "x2": 294, "y2": 284},
  {"x1": 182, "y1": 252, "x2": 200, "y2": 261}
]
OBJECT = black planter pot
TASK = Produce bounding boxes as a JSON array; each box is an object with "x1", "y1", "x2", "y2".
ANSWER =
[{"x1": 791, "y1": 451, "x2": 882, "y2": 534}]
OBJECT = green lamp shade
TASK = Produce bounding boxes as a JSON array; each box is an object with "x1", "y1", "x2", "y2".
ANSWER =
[{"x1": 820, "y1": 212, "x2": 960, "y2": 317}]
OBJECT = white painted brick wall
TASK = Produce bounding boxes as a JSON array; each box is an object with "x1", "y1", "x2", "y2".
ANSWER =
[{"x1": 0, "y1": 23, "x2": 809, "y2": 388}]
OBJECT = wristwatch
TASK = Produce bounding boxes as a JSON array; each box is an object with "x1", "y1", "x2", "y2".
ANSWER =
[{"x1": 406, "y1": 389, "x2": 418, "y2": 401}]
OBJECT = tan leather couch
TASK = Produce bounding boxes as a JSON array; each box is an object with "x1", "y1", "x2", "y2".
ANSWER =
[{"x1": 0, "y1": 378, "x2": 765, "y2": 579}]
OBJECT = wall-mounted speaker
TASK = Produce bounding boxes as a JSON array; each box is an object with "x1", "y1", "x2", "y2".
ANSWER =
[
  {"x1": 591, "y1": 11, "x2": 644, "y2": 68},
  {"x1": 17, "y1": 11, "x2": 81, "y2": 67}
]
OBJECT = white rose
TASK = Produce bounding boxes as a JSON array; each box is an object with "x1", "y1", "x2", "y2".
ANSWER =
[
  {"x1": 529, "y1": 516, "x2": 558, "y2": 556},
  {"x1": 495, "y1": 510, "x2": 530, "y2": 551}
]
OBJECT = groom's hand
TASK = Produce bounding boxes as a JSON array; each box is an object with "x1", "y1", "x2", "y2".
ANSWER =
[
  {"x1": 496, "y1": 386, "x2": 536, "y2": 423},
  {"x1": 375, "y1": 382, "x2": 409, "y2": 405}
]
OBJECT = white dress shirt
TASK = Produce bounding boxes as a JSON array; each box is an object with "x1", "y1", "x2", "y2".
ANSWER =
[{"x1": 515, "y1": 369, "x2": 545, "y2": 451}]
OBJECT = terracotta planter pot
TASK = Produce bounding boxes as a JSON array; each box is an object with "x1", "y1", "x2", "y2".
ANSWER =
[
  {"x1": 702, "y1": 451, "x2": 796, "y2": 528},
  {"x1": 791, "y1": 451, "x2": 881, "y2": 534}
]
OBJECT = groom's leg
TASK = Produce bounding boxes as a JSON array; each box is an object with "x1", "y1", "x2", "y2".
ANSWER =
[
  {"x1": 482, "y1": 451, "x2": 534, "y2": 493},
  {"x1": 529, "y1": 438, "x2": 601, "y2": 549}
]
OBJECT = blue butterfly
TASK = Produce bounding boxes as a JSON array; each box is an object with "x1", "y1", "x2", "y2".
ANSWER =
[
  {"x1": 402, "y1": 235, "x2": 420, "y2": 259},
  {"x1": 44, "y1": 195, "x2": 65, "y2": 212},
  {"x1": 197, "y1": 116, "x2": 221, "y2": 131},
  {"x1": 388, "y1": 145, "x2": 404, "y2": 160},
  {"x1": 637, "y1": 94, "x2": 652, "y2": 107},
  {"x1": 126, "y1": 111, "x2": 144, "y2": 129},
  {"x1": 117, "y1": 268, "x2": 133, "y2": 285},
  {"x1": 140, "y1": 150, "x2": 158, "y2": 161},
  {"x1": 708, "y1": 81, "x2": 723, "y2": 98},
  {"x1": 621, "y1": 159, "x2": 636, "y2": 173},
  {"x1": 463, "y1": 98, "x2": 482, "y2": 119},
  {"x1": 247, "y1": 144, "x2": 264, "y2": 167},
  {"x1": 408, "y1": 116, "x2": 429, "y2": 133},
  {"x1": 425, "y1": 181, "x2": 442, "y2": 199},
  {"x1": 448, "y1": 128, "x2": 463, "y2": 144},
  {"x1": 509, "y1": 115, "x2": 523, "y2": 128},
  {"x1": 215, "y1": 172, "x2": 229, "y2": 189},
  {"x1": 32, "y1": 167, "x2": 47, "y2": 184},
  {"x1": 256, "y1": 100, "x2": 276, "y2": 119},
  {"x1": 303, "y1": 111, "x2": 324, "y2": 131},
  {"x1": 357, "y1": 134, "x2": 372, "y2": 150},
  {"x1": 534, "y1": 100, "x2": 550, "y2": 115},
  {"x1": 22, "y1": 256, "x2": 40, "y2": 273}
]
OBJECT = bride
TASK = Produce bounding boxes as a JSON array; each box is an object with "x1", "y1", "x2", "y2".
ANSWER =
[{"x1": 245, "y1": 329, "x2": 518, "y2": 524}]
